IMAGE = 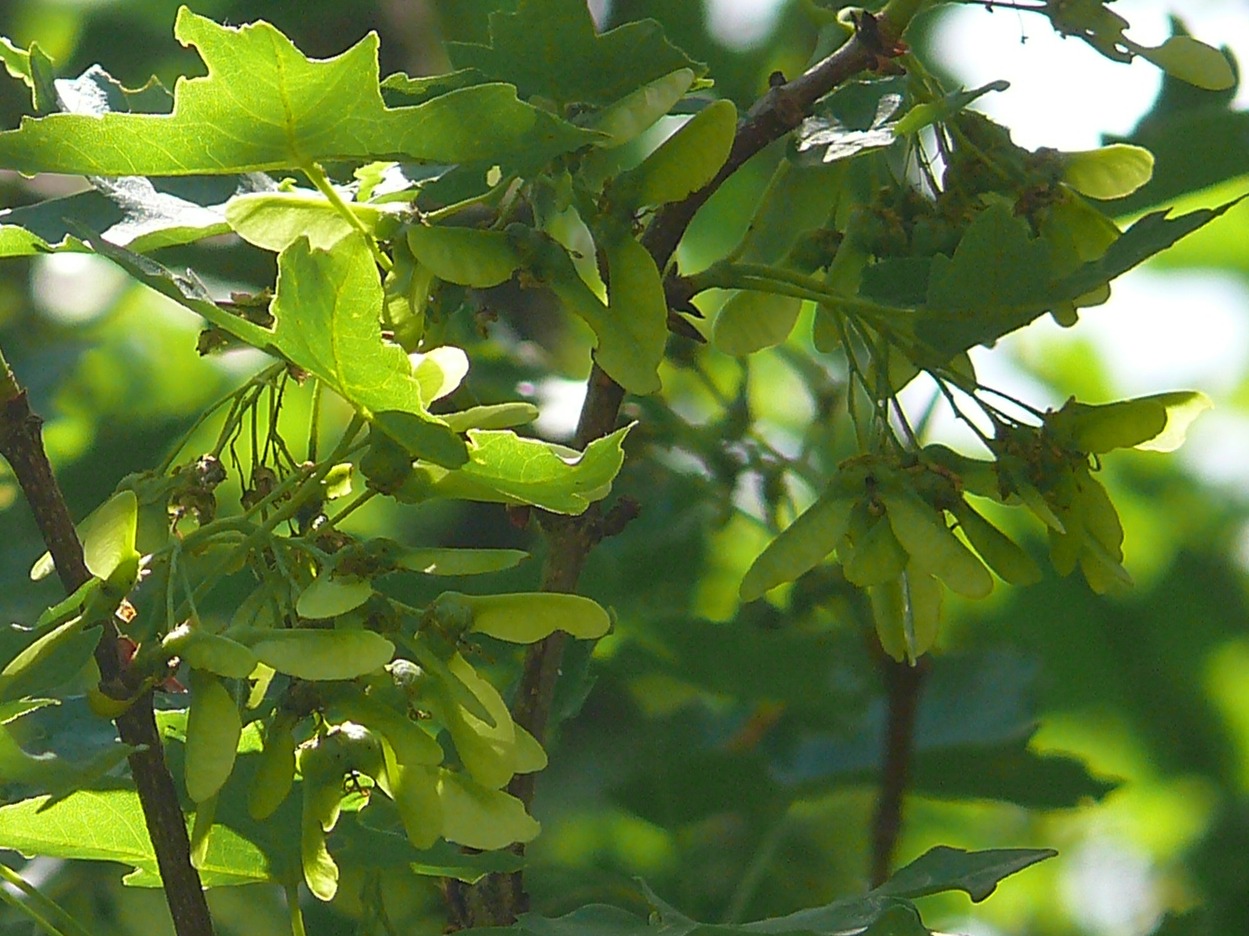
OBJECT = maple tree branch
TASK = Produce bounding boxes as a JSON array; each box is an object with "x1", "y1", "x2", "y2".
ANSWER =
[
  {"x1": 0, "y1": 360, "x2": 216, "y2": 936},
  {"x1": 870, "y1": 655, "x2": 929, "y2": 887},
  {"x1": 457, "y1": 13, "x2": 914, "y2": 929}
]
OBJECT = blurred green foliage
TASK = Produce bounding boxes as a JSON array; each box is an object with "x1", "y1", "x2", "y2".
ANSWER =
[{"x1": 0, "y1": 2, "x2": 1247, "y2": 936}]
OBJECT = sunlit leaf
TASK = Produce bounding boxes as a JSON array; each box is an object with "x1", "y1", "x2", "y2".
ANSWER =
[
  {"x1": 1138, "y1": 36, "x2": 1235, "y2": 91},
  {"x1": 294, "y1": 576, "x2": 374, "y2": 620},
  {"x1": 437, "y1": 771, "x2": 539, "y2": 850},
  {"x1": 86, "y1": 232, "x2": 469, "y2": 467},
  {"x1": 613, "y1": 99, "x2": 736, "y2": 208},
  {"x1": 226, "y1": 190, "x2": 397, "y2": 252},
  {"x1": 234, "y1": 628, "x2": 394, "y2": 681},
  {"x1": 403, "y1": 425, "x2": 630, "y2": 515},
  {"x1": 0, "y1": 8, "x2": 596, "y2": 175},
  {"x1": 448, "y1": 591, "x2": 611, "y2": 643},
  {"x1": 584, "y1": 68, "x2": 695, "y2": 147},
  {"x1": 1135, "y1": 390, "x2": 1212, "y2": 452},
  {"x1": 1061, "y1": 143, "x2": 1155, "y2": 199}
]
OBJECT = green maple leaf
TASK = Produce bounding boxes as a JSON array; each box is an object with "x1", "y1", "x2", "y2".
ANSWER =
[
  {"x1": 913, "y1": 198, "x2": 1242, "y2": 358},
  {"x1": 917, "y1": 203, "x2": 1055, "y2": 356},
  {"x1": 0, "y1": 7, "x2": 595, "y2": 176},
  {"x1": 87, "y1": 232, "x2": 467, "y2": 468},
  {"x1": 404, "y1": 425, "x2": 631, "y2": 515},
  {"x1": 447, "y1": 0, "x2": 701, "y2": 106}
]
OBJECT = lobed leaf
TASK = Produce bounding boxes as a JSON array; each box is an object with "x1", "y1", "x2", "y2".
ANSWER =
[
  {"x1": 86, "y1": 232, "x2": 468, "y2": 467},
  {"x1": 0, "y1": 790, "x2": 162, "y2": 877},
  {"x1": 0, "y1": 8, "x2": 596, "y2": 176},
  {"x1": 447, "y1": 0, "x2": 701, "y2": 107}
]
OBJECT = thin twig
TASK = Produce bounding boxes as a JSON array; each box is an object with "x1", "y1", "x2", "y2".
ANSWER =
[
  {"x1": 452, "y1": 11, "x2": 916, "y2": 928},
  {"x1": 870, "y1": 654, "x2": 929, "y2": 887},
  {"x1": 0, "y1": 378, "x2": 216, "y2": 936}
]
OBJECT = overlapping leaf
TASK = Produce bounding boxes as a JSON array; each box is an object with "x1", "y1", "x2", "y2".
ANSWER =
[
  {"x1": 467, "y1": 847, "x2": 1049, "y2": 935},
  {"x1": 0, "y1": 7, "x2": 596, "y2": 176},
  {"x1": 913, "y1": 198, "x2": 1241, "y2": 357},
  {"x1": 447, "y1": 0, "x2": 701, "y2": 106},
  {"x1": 402, "y1": 425, "x2": 631, "y2": 514},
  {"x1": 87, "y1": 232, "x2": 467, "y2": 467}
]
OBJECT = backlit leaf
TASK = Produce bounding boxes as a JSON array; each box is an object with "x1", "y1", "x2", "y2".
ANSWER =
[
  {"x1": 404, "y1": 425, "x2": 630, "y2": 515},
  {"x1": 0, "y1": 8, "x2": 596, "y2": 175},
  {"x1": 602, "y1": 232, "x2": 667, "y2": 395},
  {"x1": 1139, "y1": 36, "x2": 1235, "y2": 91},
  {"x1": 1061, "y1": 143, "x2": 1155, "y2": 199},
  {"x1": 184, "y1": 669, "x2": 242, "y2": 803},
  {"x1": 613, "y1": 99, "x2": 736, "y2": 208},
  {"x1": 449, "y1": 591, "x2": 611, "y2": 643},
  {"x1": 86, "y1": 232, "x2": 468, "y2": 468},
  {"x1": 437, "y1": 771, "x2": 539, "y2": 851},
  {"x1": 236, "y1": 629, "x2": 394, "y2": 681},
  {"x1": 712, "y1": 290, "x2": 803, "y2": 356},
  {"x1": 226, "y1": 190, "x2": 397, "y2": 252}
]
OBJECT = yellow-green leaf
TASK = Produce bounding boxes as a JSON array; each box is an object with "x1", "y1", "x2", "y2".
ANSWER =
[
  {"x1": 437, "y1": 771, "x2": 540, "y2": 851},
  {"x1": 882, "y1": 491, "x2": 993, "y2": 600},
  {"x1": 1061, "y1": 144, "x2": 1154, "y2": 200},
  {"x1": 614, "y1": 98, "x2": 736, "y2": 209},
  {"x1": 237, "y1": 629, "x2": 394, "y2": 681},
  {"x1": 1139, "y1": 36, "x2": 1235, "y2": 91},
  {"x1": 406, "y1": 224, "x2": 522, "y2": 288},
  {"x1": 0, "y1": 8, "x2": 597, "y2": 175},
  {"x1": 741, "y1": 494, "x2": 855, "y2": 602},
  {"x1": 711, "y1": 290, "x2": 803, "y2": 356},
  {"x1": 184, "y1": 669, "x2": 242, "y2": 803},
  {"x1": 447, "y1": 591, "x2": 611, "y2": 643}
]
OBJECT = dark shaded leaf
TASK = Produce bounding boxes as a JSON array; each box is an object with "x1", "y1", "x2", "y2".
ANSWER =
[
  {"x1": 873, "y1": 845, "x2": 1056, "y2": 903},
  {"x1": 447, "y1": 0, "x2": 701, "y2": 106}
]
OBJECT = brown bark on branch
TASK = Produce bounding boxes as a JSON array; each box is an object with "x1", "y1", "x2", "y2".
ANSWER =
[
  {"x1": 453, "y1": 15, "x2": 908, "y2": 929},
  {"x1": 870, "y1": 656, "x2": 929, "y2": 887},
  {"x1": 0, "y1": 385, "x2": 216, "y2": 936}
]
